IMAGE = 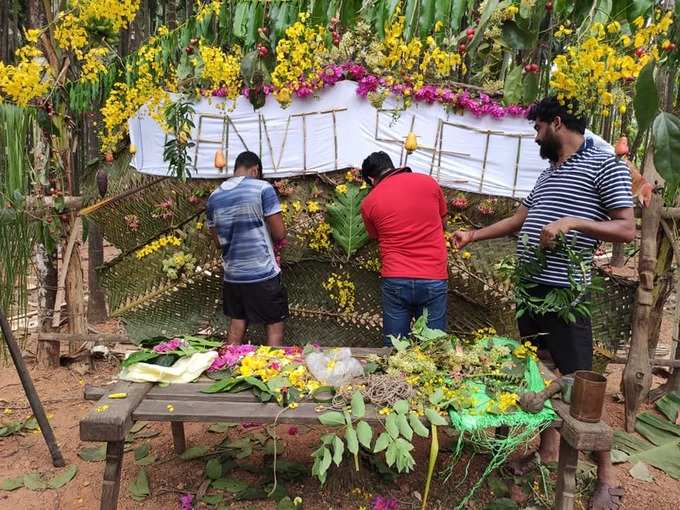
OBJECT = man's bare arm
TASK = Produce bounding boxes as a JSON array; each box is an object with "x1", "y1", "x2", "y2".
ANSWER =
[{"x1": 265, "y1": 213, "x2": 286, "y2": 241}]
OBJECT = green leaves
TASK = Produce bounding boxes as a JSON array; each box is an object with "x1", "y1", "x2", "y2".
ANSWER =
[
  {"x1": 403, "y1": 0, "x2": 419, "y2": 41},
  {"x1": 356, "y1": 421, "x2": 373, "y2": 449},
  {"x1": 318, "y1": 411, "x2": 346, "y2": 427},
  {"x1": 374, "y1": 432, "x2": 391, "y2": 453},
  {"x1": 345, "y1": 426, "x2": 359, "y2": 456},
  {"x1": 212, "y1": 477, "x2": 250, "y2": 492},
  {"x1": 121, "y1": 350, "x2": 160, "y2": 368},
  {"x1": 351, "y1": 392, "x2": 366, "y2": 418},
  {"x1": 503, "y1": 65, "x2": 524, "y2": 105},
  {"x1": 332, "y1": 436, "x2": 345, "y2": 466},
  {"x1": 385, "y1": 413, "x2": 400, "y2": 439},
  {"x1": 653, "y1": 112, "x2": 680, "y2": 191},
  {"x1": 179, "y1": 445, "x2": 210, "y2": 460},
  {"x1": 78, "y1": 445, "x2": 107, "y2": 462},
  {"x1": 502, "y1": 22, "x2": 536, "y2": 50},
  {"x1": 0, "y1": 477, "x2": 24, "y2": 491},
  {"x1": 425, "y1": 408, "x2": 448, "y2": 426},
  {"x1": 392, "y1": 400, "x2": 409, "y2": 415},
  {"x1": 326, "y1": 183, "x2": 369, "y2": 260},
  {"x1": 128, "y1": 468, "x2": 150, "y2": 501},
  {"x1": 418, "y1": 0, "x2": 436, "y2": 39},
  {"x1": 47, "y1": 465, "x2": 78, "y2": 489},
  {"x1": 634, "y1": 60, "x2": 659, "y2": 137},
  {"x1": 23, "y1": 473, "x2": 47, "y2": 491},
  {"x1": 409, "y1": 413, "x2": 430, "y2": 437},
  {"x1": 206, "y1": 458, "x2": 223, "y2": 480}
]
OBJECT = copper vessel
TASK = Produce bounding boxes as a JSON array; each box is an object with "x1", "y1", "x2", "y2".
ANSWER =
[{"x1": 569, "y1": 370, "x2": 607, "y2": 423}]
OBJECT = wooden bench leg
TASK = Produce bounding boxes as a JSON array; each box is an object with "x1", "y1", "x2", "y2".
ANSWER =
[
  {"x1": 554, "y1": 435, "x2": 579, "y2": 510},
  {"x1": 171, "y1": 422, "x2": 186, "y2": 455},
  {"x1": 101, "y1": 441, "x2": 124, "y2": 510}
]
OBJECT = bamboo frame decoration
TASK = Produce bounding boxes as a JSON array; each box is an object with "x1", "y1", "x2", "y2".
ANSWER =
[
  {"x1": 432, "y1": 119, "x2": 534, "y2": 195},
  {"x1": 191, "y1": 109, "x2": 348, "y2": 175},
  {"x1": 374, "y1": 110, "x2": 469, "y2": 178}
]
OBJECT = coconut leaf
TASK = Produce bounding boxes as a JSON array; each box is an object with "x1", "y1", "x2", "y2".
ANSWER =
[{"x1": 326, "y1": 184, "x2": 369, "y2": 260}]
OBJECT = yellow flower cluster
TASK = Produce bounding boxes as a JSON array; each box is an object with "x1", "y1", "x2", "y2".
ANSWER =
[
  {"x1": 374, "y1": 11, "x2": 461, "y2": 88},
  {"x1": 0, "y1": 45, "x2": 51, "y2": 106},
  {"x1": 550, "y1": 11, "x2": 673, "y2": 115},
  {"x1": 308, "y1": 221, "x2": 332, "y2": 252},
  {"x1": 323, "y1": 272, "x2": 356, "y2": 314},
  {"x1": 196, "y1": 0, "x2": 223, "y2": 22},
  {"x1": 81, "y1": 47, "x2": 110, "y2": 82},
  {"x1": 472, "y1": 326, "x2": 497, "y2": 342},
  {"x1": 100, "y1": 40, "x2": 170, "y2": 151},
  {"x1": 272, "y1": 13, "x2": 328, "y2": 103},
  {"x1": 306, "y1": 200, "x2": 321, "y2": 213},
  {"x1": 495, "y1": 392, "x2": 519, "y2": 413},
  {"x1": 288, "y1": 364, "x2": 320, "y2": 392},
  {"x1": 54, "y1": 14, "x2": 89, "y2": 54},
  {"x1": 135, "y1": 234, "x2": 183, "y2": 259},
  {"x1": 195, "y1": 43, "x2": 243, "y2": 101},
  {"x1": 74, "y1": 0, "x2": 140, "y2": 31},
  {"x1": 512, "y1": 341, "x2": 538, "y2": 361}
]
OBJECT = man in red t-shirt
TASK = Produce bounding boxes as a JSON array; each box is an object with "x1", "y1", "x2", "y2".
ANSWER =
[{"x1": 360, "y1": 151, "x2": 448, "y2": 345}]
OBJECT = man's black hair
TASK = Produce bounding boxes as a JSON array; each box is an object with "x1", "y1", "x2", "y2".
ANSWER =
[
  {"x1": 361, "y1": 151, "x2": 395, "y2": 184},
  {"x1": 527, "y1": 96, "x2": 586, "y2": 134},
  {"x1": 234, "y1": 151, "x2": 263, "y2": 177}
]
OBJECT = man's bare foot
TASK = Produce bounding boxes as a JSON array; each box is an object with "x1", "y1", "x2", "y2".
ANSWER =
[
  {"x1": 589, "y1": 483, "x2": 624, "y2": 510},
  {"x1": 506, "y1": 448, "x2": 558, "y2": 476}
]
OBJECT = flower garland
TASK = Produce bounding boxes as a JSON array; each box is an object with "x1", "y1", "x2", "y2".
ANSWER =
[{"x1": 550, "y1": 11, "x2": 674, "y2": 116}]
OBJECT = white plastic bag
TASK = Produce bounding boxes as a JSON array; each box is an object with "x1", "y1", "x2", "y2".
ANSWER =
[{"x1": 305, "y1": 348, "x2": 364, "y2": 387}]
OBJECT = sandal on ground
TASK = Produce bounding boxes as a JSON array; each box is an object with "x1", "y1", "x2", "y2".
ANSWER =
[{"x1": 589, "y1": 482, "x2": 624, "y2": 510}]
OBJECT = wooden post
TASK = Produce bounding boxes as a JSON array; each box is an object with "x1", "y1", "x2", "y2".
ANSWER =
[
  {"x1": 101, "y1": 441, "x2": 124, "y2": 510},
  {"x1": 87, "y1": 221, "x2": 108, "y2": 323},
  {"x1": 554, "y1": 436, "x2": 579, "y2": 510},
  {"x1": 610, "y1": 242, "x2": 625, "y2": 267},
  {"x1": 623, "y1": 153, "x2": 660, "y2": 432},
  {"x1": 171, "y1": 422, "x2": 187, "y2": 454},
  {"x1": 0, "y1": 309, "x2": 65, "y2": 467}
]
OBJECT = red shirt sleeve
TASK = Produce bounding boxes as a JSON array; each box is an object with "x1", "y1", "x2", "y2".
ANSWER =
[{"x1": 361, "y1": 202, "x2": 378, "y2": 239}]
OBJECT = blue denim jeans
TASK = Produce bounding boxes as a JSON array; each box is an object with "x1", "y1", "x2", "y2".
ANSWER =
[{"x1": 381, "y1": 278, "x2": 448, "y2": 346}]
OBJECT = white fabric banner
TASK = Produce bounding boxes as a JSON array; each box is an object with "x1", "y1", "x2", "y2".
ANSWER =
[{"x1": 129, "y1": 81, "x2": 610, "y2": 198}]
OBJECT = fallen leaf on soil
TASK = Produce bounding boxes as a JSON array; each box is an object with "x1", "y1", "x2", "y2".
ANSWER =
[
  {"x1": 610, "y1": 449, "x2": 629, "y2": 464},
  {"x1": 211, "y1": 477, "x2": 249, "y2": 493},
  {"x1": 23, "y1": 472, "x2": 47, "y2": 491},
  {"x1": 128, "y1": 468, "x2": 150, "y2": 500},
  {"x1": 47, "y1": 465, "x2": 77, "y2": 489},
  {"x1": 630, "y1": 462, "x2": 654, "y2": 482},
  {"x1": 78, "y1": 445, "x2": 106, "y2": 462},
  {"x1": 178, "y1": 445, "x2": 209, "y2": 460},
  {"x1": 0, "y1": 477, "x2": 24, "y2": 491}
]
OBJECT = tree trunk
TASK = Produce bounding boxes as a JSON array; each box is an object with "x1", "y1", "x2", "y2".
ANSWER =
[
  {"x1": 610, "y1": 243, "x2": 625, "y2": 267},
  {"x1": 623, "y1": 153, "x2": 660, "y2": 432},
  {"x1": 648, "y1": 235, "x2": 674, "y2": 357},
  {"x1": 166, "y1": 0, "x2": 177, "y2": 29},
  {"x1": 87, "y1": 222, "x2": 107, "y2": 323},
  {"x1": 185, "y1": 0, "x2": 194, "y2": 20}
]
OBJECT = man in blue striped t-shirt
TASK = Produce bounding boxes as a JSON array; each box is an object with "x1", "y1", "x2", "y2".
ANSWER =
[
  {"x1": 207, "y1": 151, "x2": 288, "y2": 346},
  {"x1": 453, "y1": 97, "x2": 634, "y2": 509}
]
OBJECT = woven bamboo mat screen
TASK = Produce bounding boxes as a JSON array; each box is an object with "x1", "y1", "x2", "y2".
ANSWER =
[{"x1": 85, "y1": 174, "x2": 636, "y2": 348}]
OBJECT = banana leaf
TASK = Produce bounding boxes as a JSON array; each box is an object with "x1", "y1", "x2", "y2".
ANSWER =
[
  {"x1": 635, "y1": 412, "x2": 680, "y2": 446},
  {"x1": 656, "y1": 392, "x2": 680, "y2": 423},
  {"x1": 613, "y1": 429, "x2": 680, "y2": 479},
  {"x1": 326, "y1": 184, "x2": 369, "y2": 260}
]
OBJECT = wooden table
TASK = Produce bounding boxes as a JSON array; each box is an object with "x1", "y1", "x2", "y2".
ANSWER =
[{"x1": 80, "y1": 348, "x2": 612, "y2": 510}]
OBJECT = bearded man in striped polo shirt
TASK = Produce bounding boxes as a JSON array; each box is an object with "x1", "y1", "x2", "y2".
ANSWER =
[{"x1": 454, "y1": 96, "x2": 634, "y2": 510}]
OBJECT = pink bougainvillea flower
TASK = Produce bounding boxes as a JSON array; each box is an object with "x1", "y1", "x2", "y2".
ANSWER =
[{"x1": 153, "y1": 337, "x2": 184, "y2": 353}]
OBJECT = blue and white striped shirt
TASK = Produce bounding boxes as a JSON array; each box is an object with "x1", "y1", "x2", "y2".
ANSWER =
[
  {"x1": 206, "y1": 176, "x2": 282, "y2": 283},
  {"x1": 519, "y1": 138, "x2": 633, "y2": 287}
]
